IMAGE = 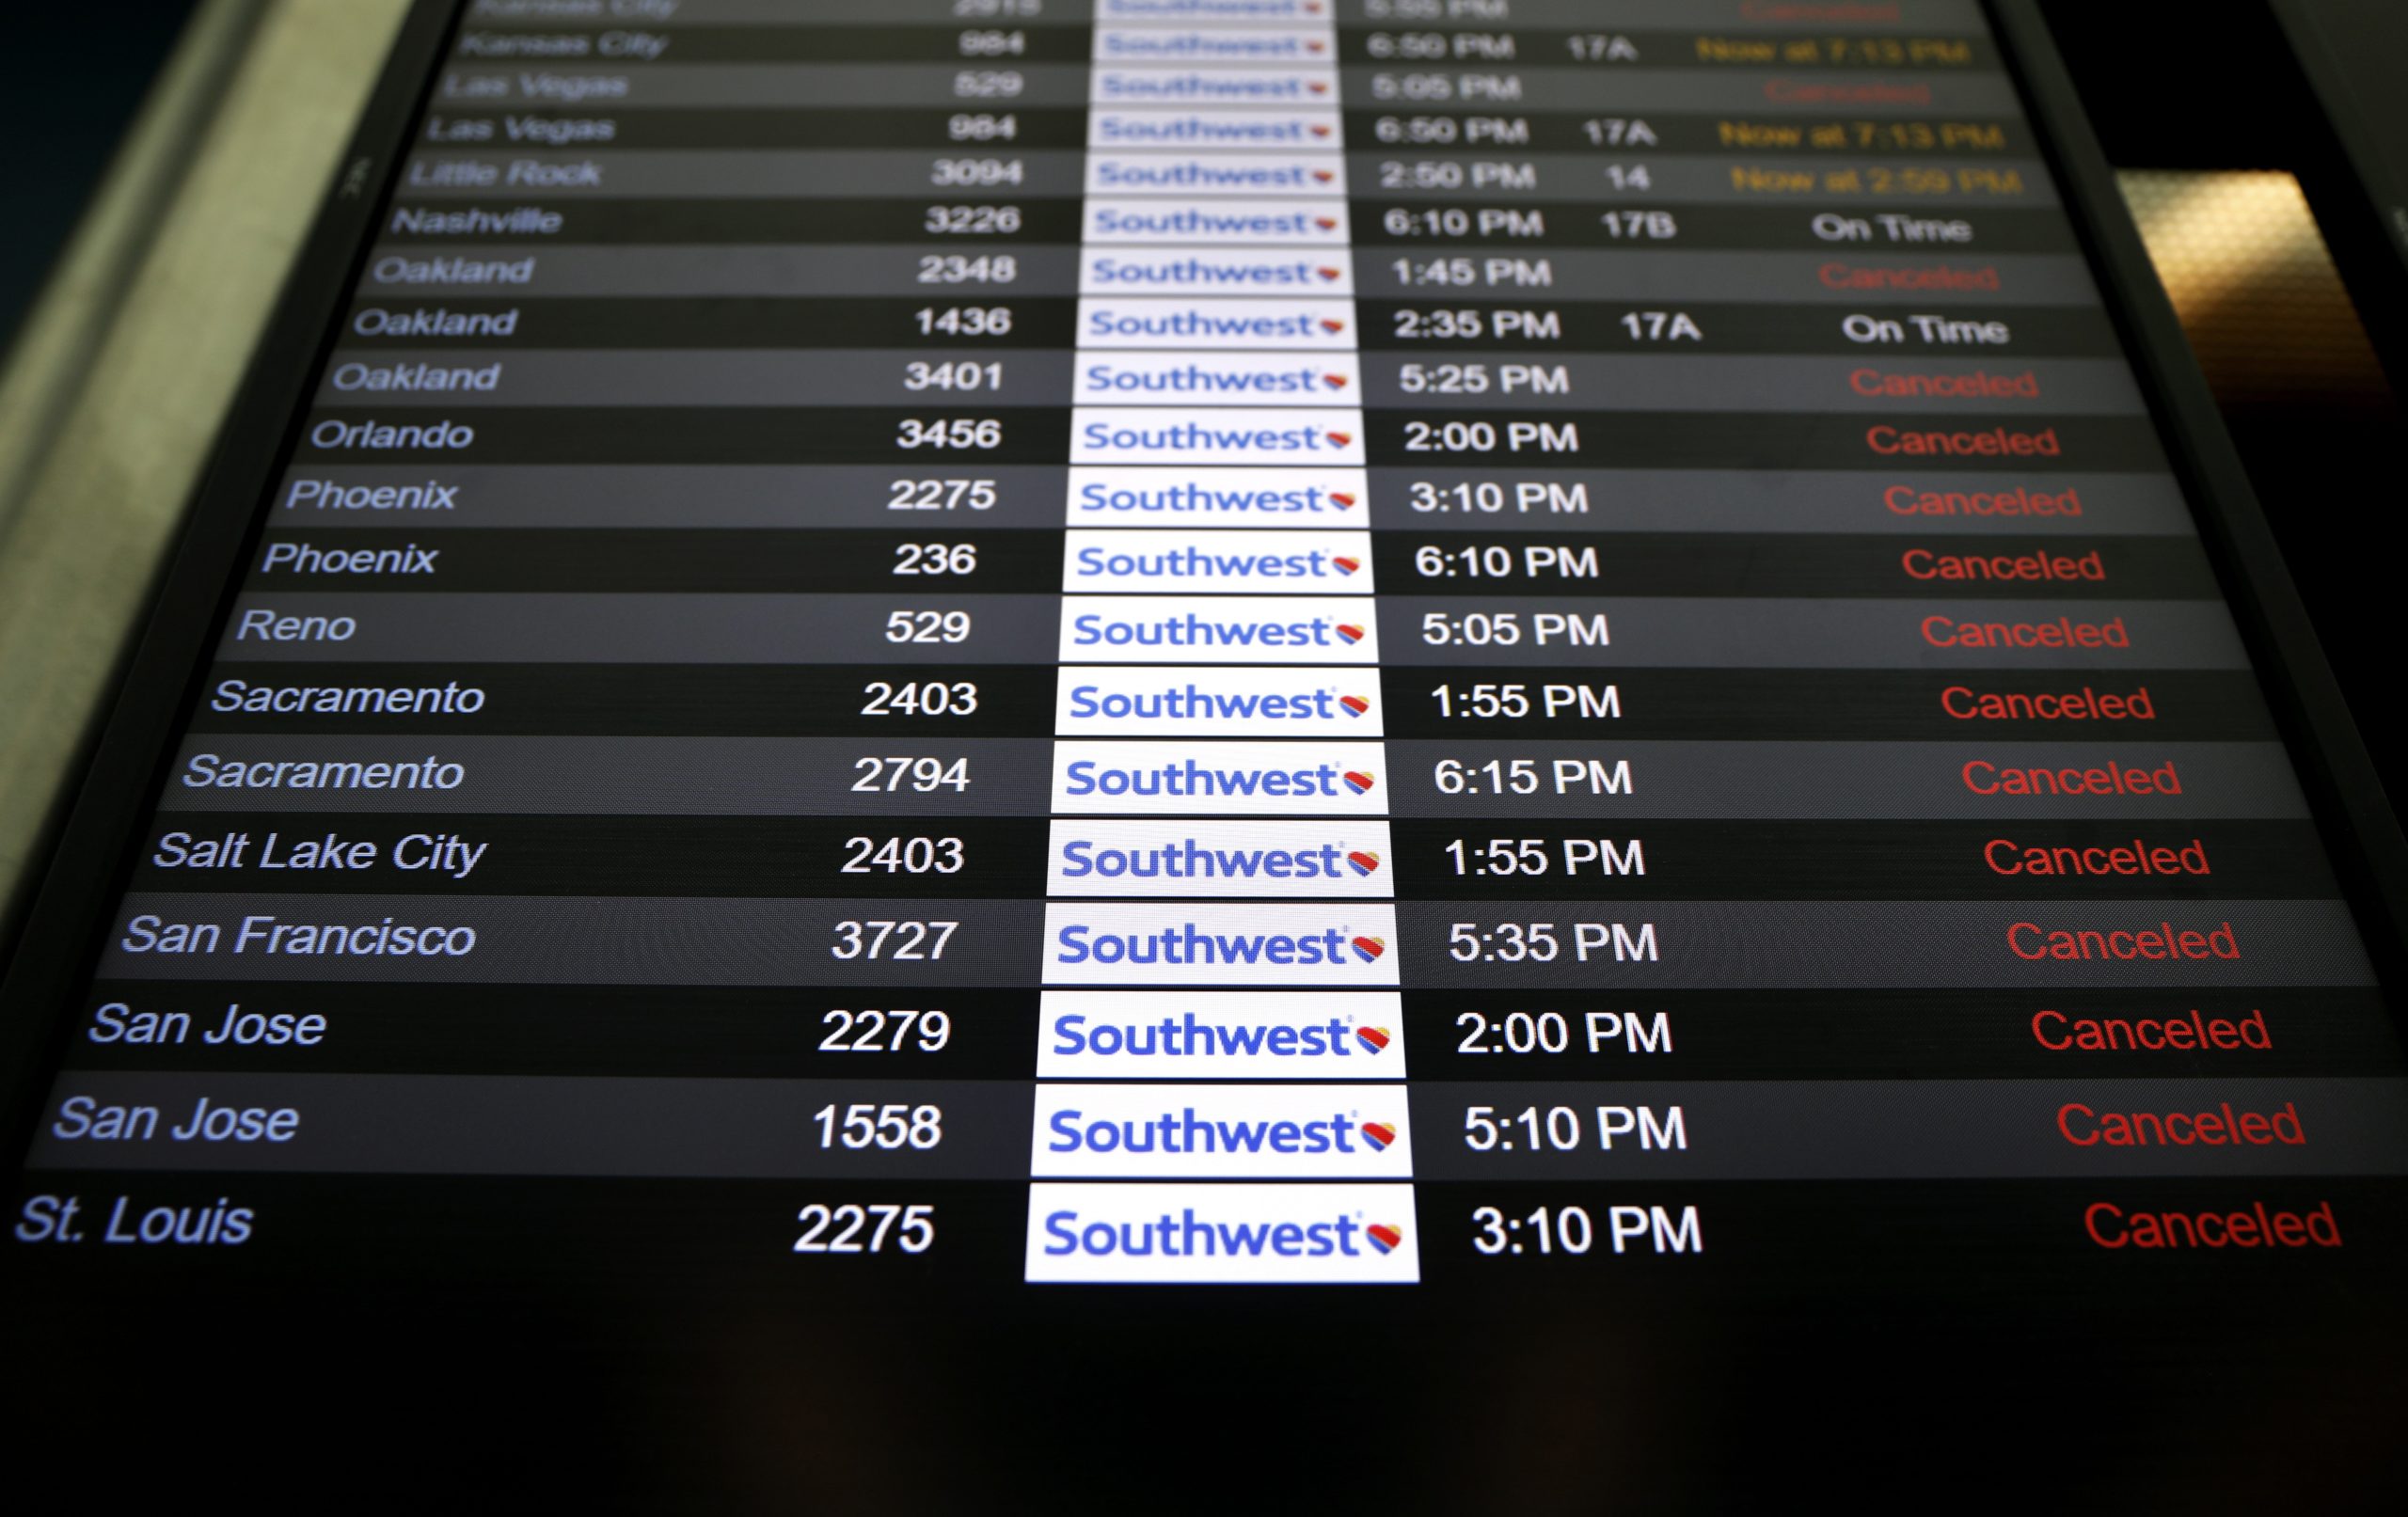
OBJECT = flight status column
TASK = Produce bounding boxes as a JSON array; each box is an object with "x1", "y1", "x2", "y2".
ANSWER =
[
  {"x1": 1027, "y1": 0, "x2": 1419, "y2": 1284},
  {"x1": 1343, "y1": 0, "x2": 2408, "y2": 1274}
]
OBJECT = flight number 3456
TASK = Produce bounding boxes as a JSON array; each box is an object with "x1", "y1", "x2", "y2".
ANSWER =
[{"x1": 897, "y1": 418, "x2": 1003, "y2": 450}]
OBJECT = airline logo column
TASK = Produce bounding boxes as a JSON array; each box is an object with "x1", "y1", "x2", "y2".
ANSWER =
[{"x1": 1028, "y1": 0, "x2": 1416, "y2": 1284}]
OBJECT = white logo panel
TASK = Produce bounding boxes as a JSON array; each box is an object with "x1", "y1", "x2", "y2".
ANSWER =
[
  {"x1": 1046, "y1": 819, "x2": 1396, "y2": 896},
  {"x1": 1089, "y1": 108, "x2": 1341, "y2": 150},
  {"x1": 1041, "y1": 902, "x2": 1401, "y2": 987},
  {"x1": 1061, "y1": 594, "x2": 1378, "y2": 661},
  {"x1": 1081, "y1": 248, "x2": 1354, "y2": 295},
  {"x1": 1078, "y1": 298, "x2": 1357, "y2": 350},
  {"x1": 1026, "y1": 1182, "x2": 1419, "y2": 1284},
  {"x1": 1088, "y1": 152, "x2": 1346, "y2": 198},
  {"x1": 1095, "y1": 29, "x2": 1339, "y2": 63},
  {"x1": 1065, "y1": 529, "x2": 1371, "y2": 592},
  {"x1": 1057, "y1": 665, "x2": 1382, "y2": 735},
  {"x1": 1074, "y1": 352, "x2": 1359, "y2": 406},
  {"x1": 1038, "y1": 991, "x2": 1407, "y2": 1079},
  {"x1": 1032, "y1": 1084, "x2": 1413, "y2": 1178},
  {"x1": 1052, "y1": 739, "x2": 1390, "y2": 815},
  {"x1": 1067, "y1": 466, "x2": 1366, "y2": 526},
  {"x1": 1085, "y1": 198, "x2": 1350, "y2": 245},
  {"x1": 1090, "y1": 70, "x2": 1339, "y2": 106},
  {"x1": 1071, "y1": 409, "x2": 1366, "y2": 467},
  {"x1": 1095, "y1": 0, "x2": 1333, "y2": 21}
]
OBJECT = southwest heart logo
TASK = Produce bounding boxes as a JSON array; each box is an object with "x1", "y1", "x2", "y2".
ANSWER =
[
  {"x1": 1327, "y1": 431, "x2": 1354, "y2": 448},
  {"x1": 1335, "y1": 623, "x2": 1365, "y2": 643},
  {"x1": 1307, "y1": 39, "x2": 1327, "y2": 53},
  {"x1": 1312, "y1": 169, "x2": 1336, "y2": 183},
  {"x1": 1342, "y1": 770, "x2": 1375, "y2": 795},
  {"x1": 1367, "y1": 1224, "x2": 1403, "y2": 1255},
  {"x1": 1330, "y1": 492, "x2": 1357, "y2": 509},
  {"x1": 1339, "y1": 693, "x2": 1370, "y2": 717},
  {"x1": 1310, "y1": 124, "x2": 1332, "y2": 138},
  {"x1": 1345, "y1": 850, "x2": 1381, "y2": 877},
  {"x1": 1360, "y1": 1122, "x2": 1397, "y2": 1151},
  {"x1": 1355, "y1": 1025, "x2": 1391, "y2": 1053},
  {"x1": 1308, "y1": 80, "x2": 1330, "y2": 94},
  {"x1": 1332, "y1": 555, "x2": 1361, "y2": 574},
  {"x1": 1316, "y1": 266, "x2": 1342, "y2": 281},
  {"x1": 1314, "y1": 217, "x2": 1339, "y2": 231},
  {"x1": 1351, "y1": 935, "x2": 1386, "y2": 963},
  {"x1": 1323, "y1": 374, "x2": 1349, "y2": 389}
]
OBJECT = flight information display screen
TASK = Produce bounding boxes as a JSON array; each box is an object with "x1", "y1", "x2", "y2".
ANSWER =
[{"x1": 6, "y1": 0, "x2": 2406, "y2": 1501}]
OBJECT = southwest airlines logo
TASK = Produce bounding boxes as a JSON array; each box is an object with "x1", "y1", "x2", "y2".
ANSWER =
[
  {"x1": 1041, "y1": 903, "x2": 1402, "y2": 986},
  {"x1": 1073, "y1": 356, "x2": 1347, "y2": 399},
  {"x1": 1056, "y1": 666, "x2": 1380, "y2": 735},
  {"x1": 1096, "y1": 29, "x2": 1335, "y2": 62},
  {"x1": 1085, "y1": 199, "x2": 1347, "y2": 244},
  {"x1": 1088, "y1": 154, "x2": 1346, "y2": 197},
  {"x1": 1064, "y1": 530, "x2": 1371, "y2": 592},
  {"x1": 1089, "y1": 71, "x2": 1338, "y2": 105},
  {"x1": 1090, "y1": 110, "x2": 1340, "y2": 147},
  {"x1": 1061, "y1": 595, "x2": 1378, "y2": 662},
  {"x1": 1081, "y1": 252, "x2": 1353, "y2": 294},
  {"x1": 1066, "y1": 466, "x2": 1364, "y2": 525},
  {"x1": 1073, "y1": 410, "x2": 1362, "y2": 466},
  {"x1": 1075, "y1": 354, "x2": 1357, "y2": 404},
  {"x1": 1052, "y1": 740, "x2": 1389, "y2": 814},
  {"x1": 1027, "y1": 1182, "x2": 1420, "y2": 1283},
  {"x1": 1046, "y1": 820, "x2": 1396, "y2": 896},
  {"x1": 1038, "y1": 991, "x2": 1407, "y2": 1078},
  {"x1": 1033, "y1": 1086, "x2": 1413, "y2": 1178},
  {"x1": 1079, "y1": 299, "x2": 1354, "y2": 349},
  {"x1": 1098, "y1": 0, "x2": 1333, "y2": 19}
]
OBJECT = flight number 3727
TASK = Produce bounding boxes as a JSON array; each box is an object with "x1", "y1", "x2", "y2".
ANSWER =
[{"x1": 831, "y1": 921, "x2": 958, "y2": 960}]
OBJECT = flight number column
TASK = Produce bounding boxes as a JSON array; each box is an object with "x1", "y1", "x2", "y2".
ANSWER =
[
  {"x1": 20, "y1": 0, "x2": 1094, "y2": 1274},
  {"x1": 1024, "y1": 0, "x2": 1419, "y2": 1285}
]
